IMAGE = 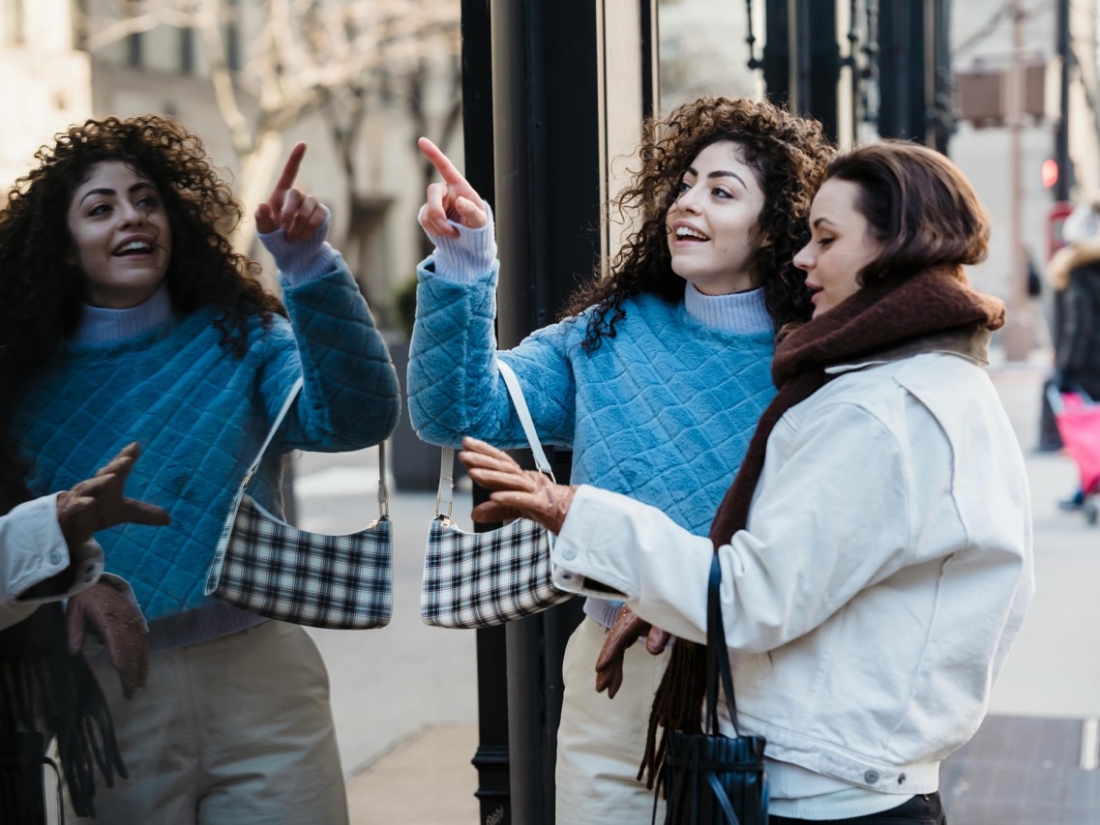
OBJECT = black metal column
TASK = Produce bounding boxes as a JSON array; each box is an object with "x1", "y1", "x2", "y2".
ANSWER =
[
  {"x1": 928, "y1": 0, "x2": 954, "y2": 154},
  {"x1": 762, "y1": 0, "x2": 840, "y2": 142},
  {"x1": 488, "y1": 0, "x2": 606, "y2": 821},
  {"x1": 462, "y1": 1, "x2": 656, "y2": 819},
  {"x1": 492, "y1": 0, "x2": 596, "y2": 811},
  {"x1": 1054, "y1": 0, "x2": 1073, "y2": 201},
  {"x1": 876, "y1": 0, "x2": 925, "y2": 141},
  {"x1": 460, "y1": 4, "x2": 513, "y2": 825},
  {"x1": 762, "y1": 0, "x2": 792, "y2": 109}
]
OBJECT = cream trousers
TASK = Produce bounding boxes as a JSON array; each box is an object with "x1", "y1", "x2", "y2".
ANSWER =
[
  {"x1": 69, "y1": 620, "x2": 348, "y2": 825},
  {"x1": 556, "y1": 616, "x2": 670, "y2": 824}
]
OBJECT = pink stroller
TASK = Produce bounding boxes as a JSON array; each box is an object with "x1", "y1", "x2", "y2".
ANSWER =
[{"x1": 1047, "y1": 385, "x2": 1100, "y2": 524}]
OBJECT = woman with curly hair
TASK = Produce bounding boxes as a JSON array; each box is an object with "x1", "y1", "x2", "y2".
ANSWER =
[
  {"x1": 0, "y1": 116, "x2": 400, "y2": 823},
  {"x1": 409, "y1": 96, "x2": 833, "y2": 822}
]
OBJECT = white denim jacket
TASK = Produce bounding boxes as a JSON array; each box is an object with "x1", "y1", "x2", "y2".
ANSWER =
[
  {"x1": 0, "y1": 493, "x2": 104, "y2": 630},
  {"x1": 552, "y1": 351, "x2": 1034, "y2": 801}
]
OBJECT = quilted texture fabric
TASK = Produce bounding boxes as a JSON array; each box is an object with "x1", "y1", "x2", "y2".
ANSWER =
[
  {"x1": 11, "y1": 255, "x2": 400, "y2": 620},
  {"x1": 209, "y1": 494, "x2": 392, "y2": 629},
  {"x1": 420, "y1": 515, "x2": 570, "y2": 628},
  {"x1": 408, "y1": 261, "x2": 776, "y2": 537}
]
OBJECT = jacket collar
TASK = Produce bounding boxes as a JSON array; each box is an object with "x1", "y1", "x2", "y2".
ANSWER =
[{"x1": 825, "y1": 326, "x2": 992, "y2": 375}]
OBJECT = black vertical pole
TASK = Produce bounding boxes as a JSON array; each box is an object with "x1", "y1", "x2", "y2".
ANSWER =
[
  {"x1": 641, "y1": 0, "x2": 659, "y2": 118},
  {"x1": 877, "y1": 0, "x2": 928, "y2": 143},
  {"x1": 761, "y1": 0, "x2": 840, "y2": 143},
  {"x1": 928, "y1": 0, "x2": 954, "y2": 154},
  {"x1": 806, "y1": 0, "x2": 840, "y2": 141},
  {"x1": 489, "y1": 0, "x2": 601, "y2": 821},
  {"x1": 460, "y1": 4, "x2": 512, "y2": 824},
  {"x1": 762, "y1": 0, "x2": 792, "y2": 107},
  {"x1": 1054, "y1": 0, "x2": 1073, "y2": 200},
  {"x1": 464, "y1": 2, "x2": 656, "y2": 819}
]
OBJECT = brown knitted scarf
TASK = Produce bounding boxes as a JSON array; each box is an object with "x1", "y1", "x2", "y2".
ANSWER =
[{"x1": 641, "y1": 266, "x2": 1006, "y2": 787}]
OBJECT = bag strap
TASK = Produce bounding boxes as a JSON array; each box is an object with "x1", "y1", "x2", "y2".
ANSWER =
[
  {"x1": 436, "y1": 359, "x2": 554, "y2": 517},
  {"x1": 242, "y1": 376, "x2": 389, "y2": 519},
  {"x1": 496, "y1": 360, "x2": 554, "y2": 475},
  {"x1": 705, "y1": 553, "x2": 741, "y2": 739}
]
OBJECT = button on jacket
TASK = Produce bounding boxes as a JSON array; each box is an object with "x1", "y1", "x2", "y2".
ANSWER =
[
  {"x1": 0, "y1": 493, "x2": 103, "y2": 631},
  {"x1": 553, "y1": 351, "x2": 1034, "y2": 798}
]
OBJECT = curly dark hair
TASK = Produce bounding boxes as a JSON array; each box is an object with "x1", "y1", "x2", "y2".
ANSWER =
[
  {"x1": 0, "y1": 115, "x2": 285, "y2": 391},
  {"x1": 561, "y1": 97, "x2": 834, "y2": 350}
]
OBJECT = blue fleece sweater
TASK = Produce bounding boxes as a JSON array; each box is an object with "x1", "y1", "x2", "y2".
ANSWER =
[
  {"x1": 408, "y1": 262, "x2": 776, "y2": 539},
  {"x1": 11, "y1": 255, "x2": 400, "y2": 620}
]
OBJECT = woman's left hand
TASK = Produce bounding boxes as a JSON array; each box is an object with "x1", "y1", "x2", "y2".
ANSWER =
[
  {"x1": 594, "y1": 606, "x2": 671, "y2": 698},
  {"x1": 66, "y1": 582, "x2": 149, "y2": 699},
  {"x1": 458, "y1": 437, "x2": 577, "y2": 534},
  {"x1": 255, "y1": 143, "x2": 330, "y2": 242}
]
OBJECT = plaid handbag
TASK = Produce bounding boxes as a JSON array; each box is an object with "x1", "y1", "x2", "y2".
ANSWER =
[
  {"x1": 205, "y1": 378, "x2": 393, "y2": 629},
  {"x1": 662, "y1": 554, "x2": 769, "y2": 824},
  {"x1": 419, "y1": 360, "x2": 572, "y2": 628}
]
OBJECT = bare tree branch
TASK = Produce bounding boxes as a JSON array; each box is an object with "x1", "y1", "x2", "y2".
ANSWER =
[{"x1": 82, "y1": 0, "x2": 461, "y2": 265}]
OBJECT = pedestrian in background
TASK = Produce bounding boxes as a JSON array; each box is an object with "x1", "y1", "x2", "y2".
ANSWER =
[
  {"x1": 461, "y1": 141, "x2": 1034, "y2": 824},
  {"x1": 0, "y1": 116, "x2": 400, "y2": 824},
  {"x1": 411, "y1": 96, "x2": 833, "y2": 823},
  {"x1": 1046, "y1": 201, "x2": 1100, "y2": 509}
]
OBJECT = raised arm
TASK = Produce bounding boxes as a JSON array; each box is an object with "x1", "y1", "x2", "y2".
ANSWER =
[
  {"x1": 256, "y1": 144, "x2": 400, "y2": 450},
  {"x1": 408, "y1": 139, "x2": 575, "y2": 448}
]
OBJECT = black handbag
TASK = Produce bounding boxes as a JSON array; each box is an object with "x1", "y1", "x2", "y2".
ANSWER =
[{"x1": 661, "y1": 554, "x2": 769, "y2": 824}]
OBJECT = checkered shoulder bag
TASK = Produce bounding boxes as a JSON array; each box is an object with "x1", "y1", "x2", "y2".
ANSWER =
[
  {"x1": 420, "y1": 360, "x2": 572, "y2": 628},
  {"x1": 205, "y1": 378, "x2": 393, "y2": 629}
]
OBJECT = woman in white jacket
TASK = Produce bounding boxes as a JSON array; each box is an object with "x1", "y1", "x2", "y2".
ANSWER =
[
  {"x1": 1, "y1": 442, "x2": 167, "y2": 821},
  {"x1": 457, "y1": 141, "x2": 1034, "y2": 824}
]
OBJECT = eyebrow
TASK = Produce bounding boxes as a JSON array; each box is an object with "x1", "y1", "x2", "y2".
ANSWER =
[
  {"x1": 79, "y1": 181, "x2": 155, "y2": 206},
  {"x1": 812, "y1": 217, "x2": 837, "y2": 229},
  {"x1": 685, "y1": 166, "x2": 749, "y2": 191}
]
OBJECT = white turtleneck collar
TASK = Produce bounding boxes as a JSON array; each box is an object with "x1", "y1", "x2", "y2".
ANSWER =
[
  {"x1": 72, "y1": 281, "x2": 174, "y2": 345},
  {"x1": 683, "y1": 282, "x2": 774, "y2": 335}
]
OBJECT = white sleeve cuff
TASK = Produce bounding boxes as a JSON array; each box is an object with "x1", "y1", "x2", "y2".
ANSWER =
[
  {"x1": 258, "y1": 213, "x2": 337, "y2": 285},
  {"x1": 419, "y1": 202, "x2": 498, "y2": 282},
  {"x1": 550, "y1": 484, "x2": 714, "y2": 645},
  {"x1": 0, "y1": 494, "x2": 104, "y2": 603}
]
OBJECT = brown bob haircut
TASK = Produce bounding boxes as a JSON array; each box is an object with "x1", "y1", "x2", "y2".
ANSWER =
[{"x1": 824, "y1": 140, "x2": 990, "y2": 284}]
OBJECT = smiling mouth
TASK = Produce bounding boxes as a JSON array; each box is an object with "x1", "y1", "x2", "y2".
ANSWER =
[
  {"x1": 114, "y1": 241, "x2": 155, "y2": 257},
  {"x1": 674, "y1": 227, "x2": 709, "y2": 242}
]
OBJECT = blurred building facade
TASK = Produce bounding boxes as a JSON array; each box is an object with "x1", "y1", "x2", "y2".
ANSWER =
[
  {"x1": 658, "y1": 0, "x2": 1100, "y2": 307},
  {"x1": 0, "y1": 0, "x2": 462, "y2": 323},
  {"x1": 0, "y1": 0, "x2": 92, "y2": 196}
]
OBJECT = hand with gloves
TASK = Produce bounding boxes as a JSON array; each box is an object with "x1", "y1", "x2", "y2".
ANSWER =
[
  {"x1": 58, "y1": 442, "x2": 167, "y2": 699},
  {"x1": 458, "y1": 437, "x2": 576, "y2": 533},
  {"x1": 459, "y1": 436, "x2": 671, "y2": 699},
  {"x1": 55, "y1": 442, "x2": 170, "y2": 549},
  {"x1": 594, "y1": 606, "x2": 671, "y2": 699},
  {"x1": 66, "y1": 582, "x2": 149, "y2": 698}
]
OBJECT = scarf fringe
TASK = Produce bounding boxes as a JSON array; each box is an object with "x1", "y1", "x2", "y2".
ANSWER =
[{"x1": 0, "y1": 604, "x2": 125, "y2": 818}]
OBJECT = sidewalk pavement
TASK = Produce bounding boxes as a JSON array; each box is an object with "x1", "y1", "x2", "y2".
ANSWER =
[
  {"x1": 346, "y1": 723, "x2": 480, "y2": 825},
  {"x1": 340, "y1": 348, "x2": 1093, "y2": 824}
]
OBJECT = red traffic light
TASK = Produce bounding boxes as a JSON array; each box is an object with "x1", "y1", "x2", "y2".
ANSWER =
[{"x1": 1042, "y1": 158, "x2": 1059, "y2": 189}]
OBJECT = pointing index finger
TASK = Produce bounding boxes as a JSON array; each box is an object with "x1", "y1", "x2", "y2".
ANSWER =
[
  {"x1": 418, "y1": 137, "x2": 468, "y2": 188},
  {"x1": 274, "y1": 143, "x2": 307, "y2": 193}
]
